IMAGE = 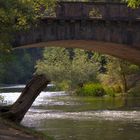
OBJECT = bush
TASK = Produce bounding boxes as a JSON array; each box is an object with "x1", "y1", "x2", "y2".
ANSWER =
[
  {"x1": 55, "y1": 80, "x2": 71, "y2": 91},
  {"x1": 76, "y1": 83, "x2": 106, "y2": 97},
  {"x1": 111, "y1": 84, "x2": 122, "y2": 93},
  {"x1": 104, "y1": 87, "x2": 116, "y2": 97}
]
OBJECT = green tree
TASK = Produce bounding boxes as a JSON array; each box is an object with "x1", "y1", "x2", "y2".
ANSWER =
[
  {"x1": 0, "y1": 0, "x2": 56, "y2": 52},
  {"x1": 99, "y1": 56, "x2": 140, "y2": 93},
  {"x1": 36, "y1": 47, "x2": 98, "y2": 90},
  {"x1": 0, "y1": 48, "x2": 43, "y2": 84},
  {"x1": 70, "y1": 49, "x2": 98, "y2": 88},
  {"x1": 0, "y1": 0, "x2": 56, "y2": 123}
]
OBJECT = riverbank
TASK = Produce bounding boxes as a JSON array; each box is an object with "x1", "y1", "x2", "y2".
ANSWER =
[{"x1": 0, "y1": 117, "x2": 47, "y2": 140}]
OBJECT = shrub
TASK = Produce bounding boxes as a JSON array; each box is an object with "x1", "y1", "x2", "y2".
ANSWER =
[
  {"x1": 104, "y1": 87, "x2": 116, "y2": 97},
  {"x1": 112, "y1": 84, "x2": 122, "y2": 93},
  {"x1": 56, "y1": 80, "x2": 71, "y2": 91},
  {"x1": 76, "y1": 83, "x2": 106, "y2": 97}
]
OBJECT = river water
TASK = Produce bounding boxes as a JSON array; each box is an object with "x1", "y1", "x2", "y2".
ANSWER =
[{"x1": 0, "y1": 85, "x2": 140, "y2": 140}]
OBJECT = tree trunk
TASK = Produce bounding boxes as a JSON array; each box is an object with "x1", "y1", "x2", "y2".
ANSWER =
[
  {"x1": 121, "y1": 72, "x2": 128, "y2": 93},
  {"x1": 119, "y1": 60, "x2": 128, "y2": 93},
  {"x1": 0, "y1": 74, "x2": 50, "y2": 123}
]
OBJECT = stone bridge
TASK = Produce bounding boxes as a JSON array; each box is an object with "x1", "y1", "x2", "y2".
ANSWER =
[{"x1": 13, "y1": 2, "x2": 140, "y2": 64}]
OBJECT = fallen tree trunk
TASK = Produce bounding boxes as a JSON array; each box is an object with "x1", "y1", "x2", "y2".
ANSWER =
[{"x1": 0, "y1": 74, "x2": 50, "y2": 123}]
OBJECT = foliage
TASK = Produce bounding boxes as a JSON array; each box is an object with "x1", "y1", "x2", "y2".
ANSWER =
[
  {"x1": 0, "y1": 0, "x2": 56, "y2": 52},
  {"x1": 0, "y1": 48, "x2": 42, "y2": 84},
  {"x1": 103, "y1": 87, "x2": 116, "y2": 97},
  {"x1": 128, "y1": 85, "x2": 140, "y2": 97},
  {"x1": 55, "y1": 80, "x2": 71, "y2": 91},
  {"x1": 98, "y1": 56, "x2": 140, "y2": 93},
  {"x1": 35, "y1": 48, "x2": 140, "y2": 96},
  {"x1": 35, "y1": 47, "x2": 98, "y2": 90},
  {"x1": 124, "y1": 0, "x2": 140, "y2": 8},
  {"x1": 76, "y1": 83, "x2": 106, "y2": 97},
  {"x1": 36, "y1": 47, "x2": 71, "y2": 83}
]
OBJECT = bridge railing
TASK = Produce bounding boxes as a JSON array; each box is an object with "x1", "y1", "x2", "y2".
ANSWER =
[{"x1": 55, "y1": 2, "x2": 140, "y2": 20}]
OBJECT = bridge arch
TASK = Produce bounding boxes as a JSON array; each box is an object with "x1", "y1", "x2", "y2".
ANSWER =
[
  {"x1": 13, "y1": 2, "x2": 140, "y2": 65},
  {"x1": 16, "y1": 40, "x2": 140, "y2": 65}
]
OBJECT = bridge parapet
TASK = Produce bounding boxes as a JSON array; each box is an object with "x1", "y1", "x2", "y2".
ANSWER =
[{"x1": 55, "y1": 2, "x2": 140, "y2": 20}]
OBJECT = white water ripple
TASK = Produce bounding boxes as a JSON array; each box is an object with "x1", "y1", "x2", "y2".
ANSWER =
[{"x1": 22, "y1": 110, "x2": 140, "y2": 126}]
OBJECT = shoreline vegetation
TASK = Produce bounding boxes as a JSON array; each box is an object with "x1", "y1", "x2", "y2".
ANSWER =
[
  {"x1": 35, "y1": 48, "x2": 140, "y2": 98},
  {"x1": 75, "y1": 83, "x2": 140, "y2": 97},
  {"x1": 48, "y1": 82, "x2": 140, "y2": 98},
  {"x1": 0, "y1": 48, "x2": 140, "y2": 98}
]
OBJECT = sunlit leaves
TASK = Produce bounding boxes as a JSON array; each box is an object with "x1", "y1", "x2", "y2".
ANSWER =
[
  {"x1": 98, "y1": 56, "x2": 140, "y2": 92},
  {"x1": 35, "y1": 48, "x2": 98, "y2": 89},
  {"x1": 0, "y1": 0, "x2": 56, "y2": 52},
  {"x1": 124, "y1": 0, "x2": 140, "y2": 8}
]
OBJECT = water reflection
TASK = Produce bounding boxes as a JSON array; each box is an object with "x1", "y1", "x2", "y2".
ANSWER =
[{"x1": 39, "y1": 119, "x2": 140, "y2": 140}]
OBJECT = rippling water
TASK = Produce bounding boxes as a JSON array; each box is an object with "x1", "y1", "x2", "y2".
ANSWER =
[
  {"x1": 24, "y1": 110, "x2": 140, "y2": 122},
  {"x1": 0, "y1": 86, "x2": 140, "y2": 140}
]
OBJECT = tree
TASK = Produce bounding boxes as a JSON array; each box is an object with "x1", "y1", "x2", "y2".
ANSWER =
[
  {"x1": 36, "y1": 47, "x2": 98, "y2": 90},
  {"x1": 0, "y1": 0, "x2": 56, "y2": 53},
  {"x1": 0, "y1": 74, "x2": 50, "y2": 123},
  {"x1": 0, "y1": 0, "x2": 56, "y2": 123},
  {"x1": 99, "y1": 56, "x2": 140, "y2": 93},
  {"x1": 0, "y1": 48, "x2": 43, "y2": 84},
  {"x1": 70, "y1": 49, "x2": 98, "y2": 88}
]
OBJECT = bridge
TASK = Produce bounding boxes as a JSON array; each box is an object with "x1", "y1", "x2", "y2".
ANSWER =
[{"x1": 13, "y1": 2, "x2": 140, "y2": 64}]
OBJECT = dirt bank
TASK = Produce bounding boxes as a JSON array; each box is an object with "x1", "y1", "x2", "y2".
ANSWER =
[{"x1": 0, "y1": 118, "x2": 46, "y2": 140}]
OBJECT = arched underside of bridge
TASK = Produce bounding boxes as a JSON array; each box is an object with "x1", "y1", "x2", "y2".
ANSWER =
[{"x1": 16, "y1": 40, "x2": 140, "y2": 65}]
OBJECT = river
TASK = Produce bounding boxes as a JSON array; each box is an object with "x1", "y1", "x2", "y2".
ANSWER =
[{"x1": 0, "y1": 85, "x2": 140, "y2": 140}]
